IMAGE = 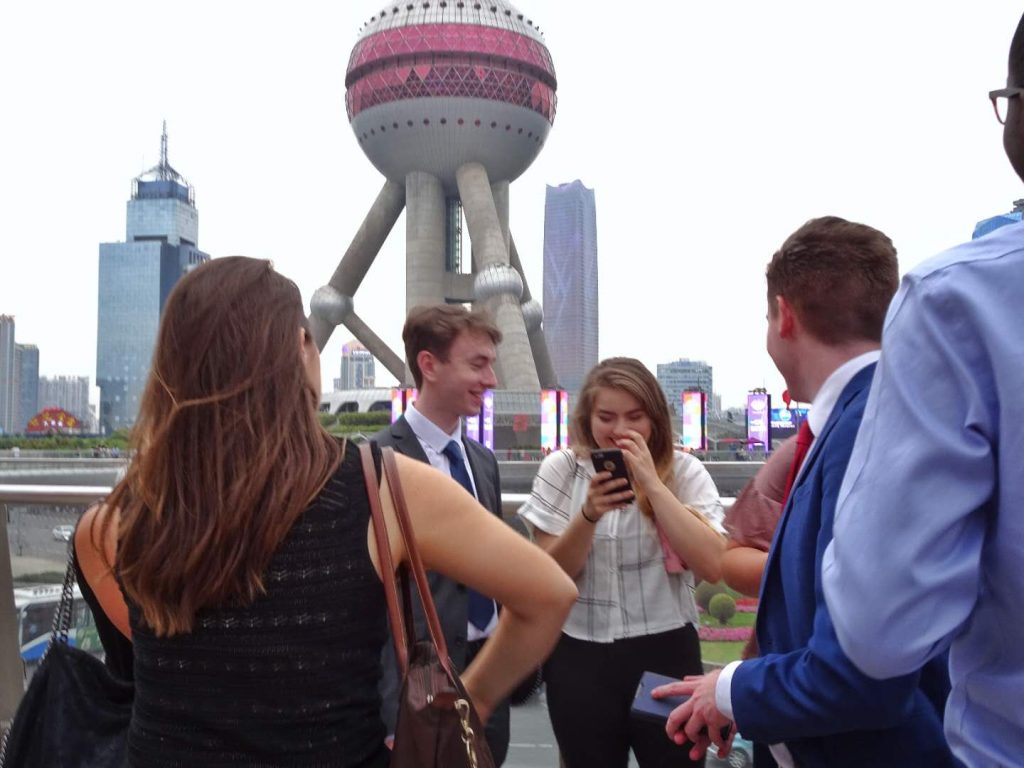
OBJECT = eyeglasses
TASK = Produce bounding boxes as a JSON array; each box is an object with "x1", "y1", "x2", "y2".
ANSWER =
[{"x1": 989, "y1": 87, "x2": 1024, "y2": 125}]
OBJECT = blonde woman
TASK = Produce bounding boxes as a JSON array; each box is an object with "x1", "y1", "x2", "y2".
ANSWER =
[{"x1": 519, "y1": 358, "x2": 725, "y2": 768}]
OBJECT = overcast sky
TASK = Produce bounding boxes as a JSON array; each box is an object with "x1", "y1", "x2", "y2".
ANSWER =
[{"x1": 1, "y1": 1, "x2": 1021, "y2": 408}]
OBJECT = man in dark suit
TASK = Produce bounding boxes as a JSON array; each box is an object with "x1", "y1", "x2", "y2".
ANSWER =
[
  {"x1": 375, "y1": 303, "x2": 510, "y2": 765},
  {"x1": 654, "y1": 217, "x2": 956, "y2": 767}
]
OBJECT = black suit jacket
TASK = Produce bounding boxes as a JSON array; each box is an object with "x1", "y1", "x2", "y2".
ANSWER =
[{"x1": 373, "y1": 415, "x2": 505, "y2": 736}]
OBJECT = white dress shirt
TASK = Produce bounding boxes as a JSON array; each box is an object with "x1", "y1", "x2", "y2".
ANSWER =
[{"x1": 402, "y1": 405, "x2": 498, "y2": 640}]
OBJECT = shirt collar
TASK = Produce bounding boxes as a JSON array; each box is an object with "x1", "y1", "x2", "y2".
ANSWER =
[
  {"x1": 404, "y1": 404, "x2": 463, "y2": 455},
  {"x1": 807, "y1": 350, "x2": 880, "y2": 437}
]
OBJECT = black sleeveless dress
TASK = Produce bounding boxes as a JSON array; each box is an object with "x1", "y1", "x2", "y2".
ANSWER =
[{"x1": 124, "y1": 442, "x2": 389, "y2": 767}]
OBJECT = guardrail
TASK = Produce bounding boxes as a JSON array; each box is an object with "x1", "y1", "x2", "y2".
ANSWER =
[{"x1": 0, "y1": 485, "x2": 735, "y2": 728}]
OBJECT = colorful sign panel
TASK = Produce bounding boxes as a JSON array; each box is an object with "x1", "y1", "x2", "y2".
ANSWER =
[
  {"x1": 680, "y1": 391, "x2": 707, "y2": 450},
  {"x1": 389, "y1": 388, "x2": 419, "y2": 424},
  {"x1": 540, "y1": 389, "x2": 558, "y2": 452},
  {"x1": 558, "y1": 390, "x2": 570, "y2": 448},
  {"x1": 769, "y1": 407, "x2": 808, "y2": 448},
  {"x1": 481, "y1": 390, "x2": 494, "y2": 450},
  {"x1": 746, "y1": 392, "x2": 771, "y2": 450}
]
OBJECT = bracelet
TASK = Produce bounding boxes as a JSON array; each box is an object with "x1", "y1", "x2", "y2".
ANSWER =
[{"x1": 581, "y1": 507, "x2": 599, "y2": 524}]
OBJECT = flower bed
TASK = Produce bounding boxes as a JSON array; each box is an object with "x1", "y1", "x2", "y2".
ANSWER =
[{"x1": 698, "y1": 626, "x2": 753, "y2": 642}]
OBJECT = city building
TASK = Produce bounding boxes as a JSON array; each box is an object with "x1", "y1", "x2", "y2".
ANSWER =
[
  {"x1": 542, "y1": 180, "x2": 599, "y2": 394},
  {"x1": 0, "y1": 315, "x2": 14, "y2": 433},
  {"x1": 333, "y1": 340, "x2": 376, "y2": 391},
  {"x1": 96, "y1": 124, "x2": 209, "y2": 434},
  {"x1": 656, "y1": 359, "x2": 714, "y2": 417},
  {"x1": 14, "y1": 344, "x2": 39, "y2": 433},
  {"x1": 38, "y1": 375, "x2": 92, "y2": 428}
]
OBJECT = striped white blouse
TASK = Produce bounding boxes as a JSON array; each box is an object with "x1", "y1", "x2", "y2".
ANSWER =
[{"x1": 518, "y1": 449, "x2": 723, "y2": 643}]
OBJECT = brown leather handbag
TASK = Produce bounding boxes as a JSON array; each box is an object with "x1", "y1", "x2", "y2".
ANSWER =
[{"x1": 359, "y1": 443, "x2": 496, "y2": 768}]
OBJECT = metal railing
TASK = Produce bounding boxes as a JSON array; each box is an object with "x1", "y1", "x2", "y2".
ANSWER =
[{"x1": 0, "y1": 485, "x2": 734, "y2": 728}]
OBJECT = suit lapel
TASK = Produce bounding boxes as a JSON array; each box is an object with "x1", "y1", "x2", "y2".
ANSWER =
[
  {"x1": 464, "y1": 440, "x2": 496, "y2": 512},
  {"x1": 388, "y1": 415, "x2": 430, "y2": 463},
  {"x1": 759, "y1": 364, "x2": 877, "y2": 604}
]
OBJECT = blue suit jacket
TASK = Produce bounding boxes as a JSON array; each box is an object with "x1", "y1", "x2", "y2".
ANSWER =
[{"x1": 731, "y1": 364, "x2": 956, "y2": 768}]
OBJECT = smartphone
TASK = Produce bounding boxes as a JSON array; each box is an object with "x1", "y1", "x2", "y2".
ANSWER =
[
  {"x1": 631, "y1": 671, "x2": 688, "y2": 724},
  {"x1": 590, "y1": 448, "x2": 632, "y2": 492}
]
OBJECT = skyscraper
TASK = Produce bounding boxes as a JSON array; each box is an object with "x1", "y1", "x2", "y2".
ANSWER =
[
  {"x1": 543, "y1": 180, "x2": 598, "y2": 393},
  {"x1": 0, "y1": 315, "x2": 15, "y2": 433},
  {"x1": 333, "y1": 340, "x2": 376, "y2": 391},
  {"x1": 38, "y1": 375, "x2": 91, "y2": 424},
  {"x1": 14, "y1": 344, "x2": 39, "y2": 432},
  {"x1": 96, "y1": 124, "x2": 209, "y2": 434},
  {"x1": 656, "y1": 359, "x2": 714, "y2": 417}
]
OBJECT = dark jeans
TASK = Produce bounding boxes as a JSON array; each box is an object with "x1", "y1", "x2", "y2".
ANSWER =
[
  {"x1": 466, "y1": 638, "x2": 511, "y2": 766},
  {"x1": 543, "y1": 626, "x2": 705, "y2": 768}
]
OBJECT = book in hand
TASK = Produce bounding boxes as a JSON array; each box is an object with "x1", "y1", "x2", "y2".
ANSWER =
[{"x1": 631, "y1": 671, "x2": 733, "y2": 742}]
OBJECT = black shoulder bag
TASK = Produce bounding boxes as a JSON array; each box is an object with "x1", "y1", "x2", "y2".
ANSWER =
[{"x1": 0, "y1": 552, "x2": 133, "y2": 768}]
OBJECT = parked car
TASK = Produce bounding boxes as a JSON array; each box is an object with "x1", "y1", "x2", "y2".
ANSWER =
[
  {"x1": 51, "y1": 524, "x2": 74, "y2": 542},
  {"x1": 708, "y1": 732, "x2": 753, "y2": 768}
]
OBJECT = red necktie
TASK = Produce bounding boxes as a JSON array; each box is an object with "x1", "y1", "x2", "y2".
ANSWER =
[{"x1": 781, "y1": 420, "x2": 814, "y2": 504}]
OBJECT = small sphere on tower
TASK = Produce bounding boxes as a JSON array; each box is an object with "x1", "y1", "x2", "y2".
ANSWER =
[{"x1": 345, "y1": 1, "x2": 557, "y2": 193}]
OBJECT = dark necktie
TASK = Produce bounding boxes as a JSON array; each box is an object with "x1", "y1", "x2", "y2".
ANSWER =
[
  {"x1": 781, "y1": 420, "x2": 814, "y2": 505},
  {"x1": 442, "y1": 440, "x2": 496, "y2": 631}
]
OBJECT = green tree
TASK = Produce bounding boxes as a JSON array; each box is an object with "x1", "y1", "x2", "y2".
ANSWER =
[
  {"x1": 695, "y1": 580, "x2": 727, "y2": 612},
  {"x1": 709, "y1": 593, "x2": 737, "y2": 626}
]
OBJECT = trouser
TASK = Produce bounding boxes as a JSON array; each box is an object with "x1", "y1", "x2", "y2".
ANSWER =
[
  {"x1": 543, "y1": 625, "x2": 705, "y2": 768},
  {"x1": 466, "y1": 638, "x2": 511, "y2": 766}
]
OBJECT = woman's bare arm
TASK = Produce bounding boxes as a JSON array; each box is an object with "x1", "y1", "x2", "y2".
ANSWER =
[
  {"x1": 75, "y1": 505, "x2": 131, "y2": 639},
  {"x1": 367, "y1": 454, "x2": 577, "y2": 720}
]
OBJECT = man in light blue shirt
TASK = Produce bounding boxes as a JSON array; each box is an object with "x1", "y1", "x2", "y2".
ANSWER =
[{"x1": 822, "y1": 14, "x2": 1024, "y2": 766}]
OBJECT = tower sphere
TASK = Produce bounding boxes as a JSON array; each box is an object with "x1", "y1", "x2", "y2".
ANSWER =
[{"x1": 346, "y1": 1, "x2": 557, "y2": 193}]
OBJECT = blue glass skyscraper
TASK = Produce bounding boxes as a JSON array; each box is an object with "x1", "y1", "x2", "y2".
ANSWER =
[
  {"x1": 96, "y1": 124, "x2": 209, "y2": 434},
  {"x1": 543, "y1": 180, "x2": 598, "y2": 394}
]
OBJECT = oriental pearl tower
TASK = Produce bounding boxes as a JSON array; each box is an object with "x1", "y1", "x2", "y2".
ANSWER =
[{"x1": 309, "y1": 0, "x2": 557, "y2": 389}]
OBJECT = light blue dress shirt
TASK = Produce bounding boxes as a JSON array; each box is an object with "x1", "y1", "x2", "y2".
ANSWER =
[{"x1": 823, "y1": 221, "x2": 1024, "y2": 767}]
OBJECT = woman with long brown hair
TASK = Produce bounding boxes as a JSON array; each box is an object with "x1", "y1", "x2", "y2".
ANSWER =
[
  {"x1": 518, "y1": 357, "x2": 725, "y2": 768},
  {"x1": 74, "y1": 256, "x2": 576, "y2": 767}
]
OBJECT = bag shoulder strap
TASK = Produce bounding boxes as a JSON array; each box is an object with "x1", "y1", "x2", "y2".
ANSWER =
[
  {"x1": 379, "y1": 447, "x2": 454, "y2": 669},
  {"x1": 359, "y1": 442, "x2": 410, "y2": 675}
]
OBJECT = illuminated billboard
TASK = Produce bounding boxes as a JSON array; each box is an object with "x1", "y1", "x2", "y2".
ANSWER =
[
  {"x1": 541, "y1": 389, "x2": 558, "y2": 452},
  {"x1": 680, "y1": 391, "x2": 707, "y2": 450},
  {"x1": 481, "y1": 390, "x2": 495, "y2": 450},
  {"x1": 559, "y1": 390, "x2": 570, "y2": 448},
  {"x1": 770, "y1": 407, "x2": 808, "y2": 447},
  {"x1": 746, "y1": 392, "x2": 771, "y2": 451},
  {"x1": 390, "y1": 388, "x2": 419, "y2": 423}
]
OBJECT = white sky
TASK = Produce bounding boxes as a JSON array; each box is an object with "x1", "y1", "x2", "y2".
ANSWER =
[{"x1": 1, "y1": 1, "x2": 1021, "y2": 409}]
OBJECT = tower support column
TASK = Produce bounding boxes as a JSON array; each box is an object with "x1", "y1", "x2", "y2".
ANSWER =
[
  {"x1": 405, "y1": 172, "x2": 446, "y2": 313},
  {"x1": 310, "y1": 180, "x2": 405, "y2": 350},
  {"x1": 456, "y1": 162, "x2": 539, "y2": 390}
]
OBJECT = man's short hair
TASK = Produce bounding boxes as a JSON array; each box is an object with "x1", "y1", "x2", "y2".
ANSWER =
[
  {"x1": 403, "y1": 304, "x2": 502, "y2": 388},
  {"x1": 766, "y1": 216, "x2": 899, "y2": 345}
]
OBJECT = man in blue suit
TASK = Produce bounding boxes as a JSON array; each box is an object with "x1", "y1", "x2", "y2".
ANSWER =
[{"x1": 654, "y1": 217, "x2": 956, "y2": 767}]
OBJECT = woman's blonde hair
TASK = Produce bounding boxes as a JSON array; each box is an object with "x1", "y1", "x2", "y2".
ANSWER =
[{"x1": 569, "y1": 357, "x2": 675, "y2": 516}]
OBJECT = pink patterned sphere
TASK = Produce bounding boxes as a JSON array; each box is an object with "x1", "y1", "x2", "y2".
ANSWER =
[{"x1": 346, "y1": 1, "x2": 557, "y2": 192}]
